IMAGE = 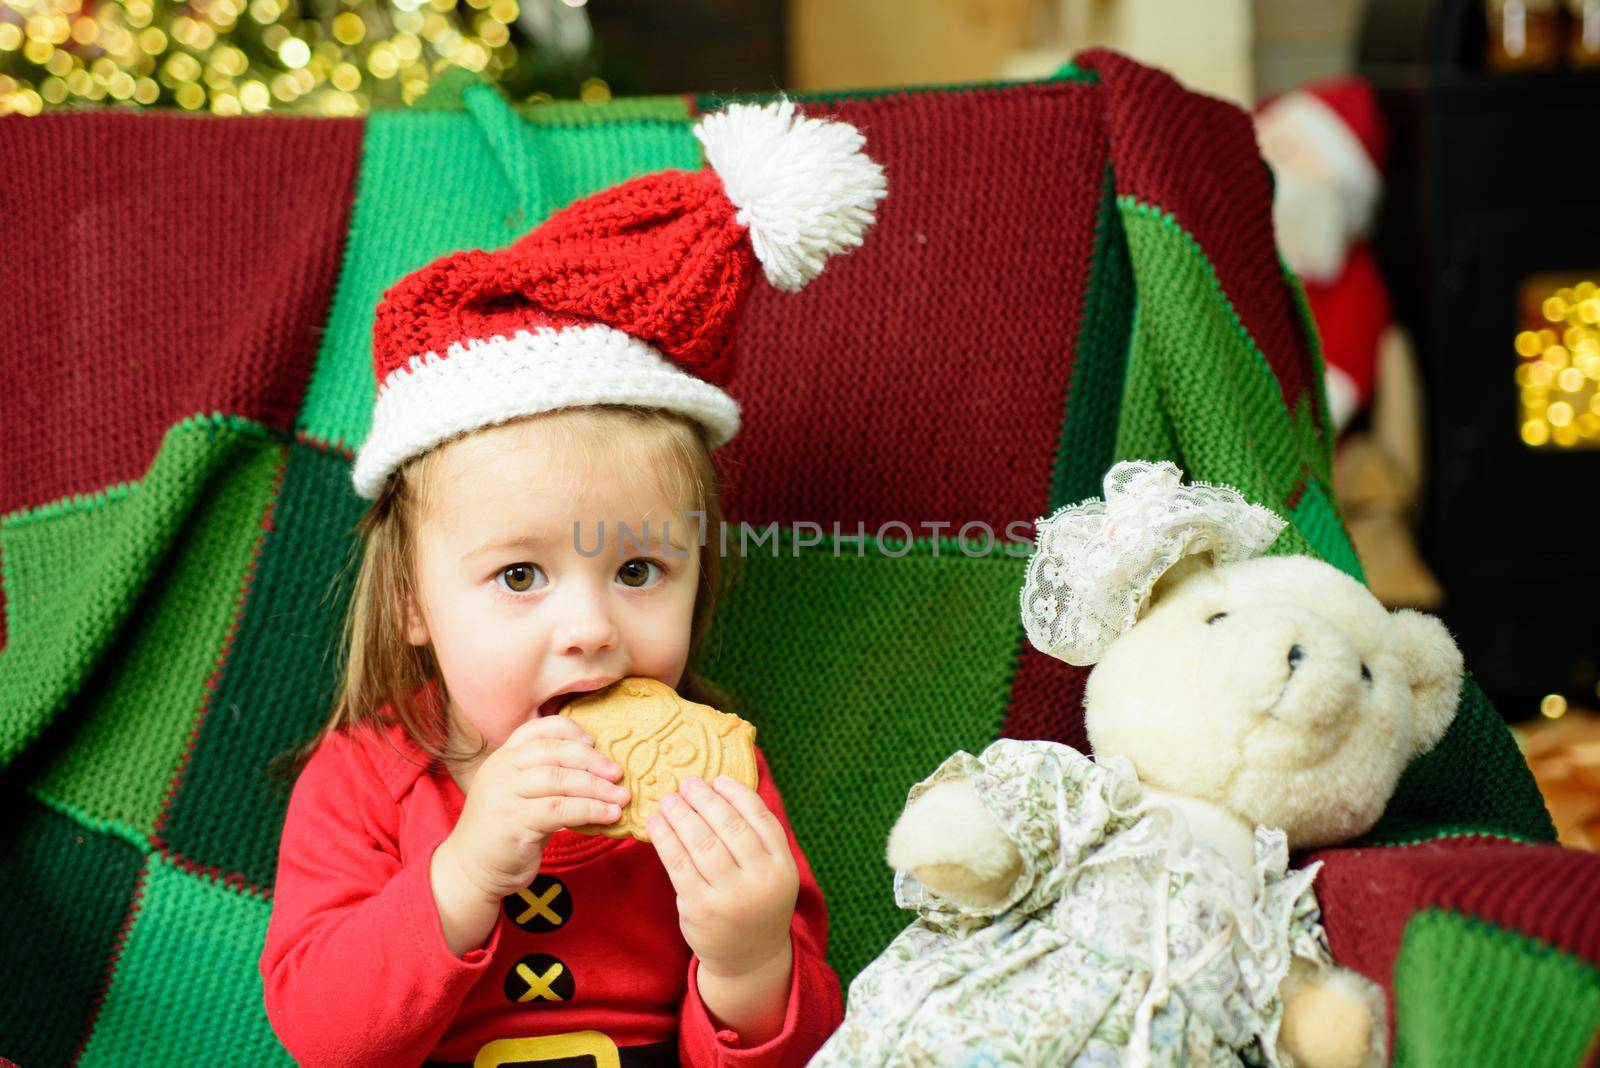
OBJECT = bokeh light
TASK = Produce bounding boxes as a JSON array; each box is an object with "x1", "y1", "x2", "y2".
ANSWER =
[
  {"x1": 1517, "y1": 278, "x2": 1600, "y2": 452},
  {"x1": 0, "y1": 0, "x2": 609, "y2": 114}
]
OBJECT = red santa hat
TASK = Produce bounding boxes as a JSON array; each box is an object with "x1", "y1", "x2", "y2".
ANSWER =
[
  {"x1": 1290, "y1": 77, "x2": 1386, "y2": 173},
  {"x1": 352, "y1": 99, "x2": 888, "y2": 499},
  {"x1": 1256, "y1": 76, "x2": 1387, "y2": 285},
  {"x1": 1255, "y1": 76, "x2": 1392, "y2": 432},
  {"x1": 1258, "y1": 75, "x2": 1386, "y2": 199}
]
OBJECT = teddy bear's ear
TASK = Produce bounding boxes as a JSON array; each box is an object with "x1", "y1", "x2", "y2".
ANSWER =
[{"x1": 1387, "y1": 608, "x2": 1465, "y2": 754}]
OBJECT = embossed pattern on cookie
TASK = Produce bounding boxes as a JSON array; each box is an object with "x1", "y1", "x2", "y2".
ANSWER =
[{"x1": 560, "y1": 677, "x2": 758, "y2": 841}]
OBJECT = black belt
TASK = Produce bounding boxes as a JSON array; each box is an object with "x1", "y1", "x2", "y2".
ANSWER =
[{"x1": 424, "y1": 1038, "x2": 677, "y2": 1068}]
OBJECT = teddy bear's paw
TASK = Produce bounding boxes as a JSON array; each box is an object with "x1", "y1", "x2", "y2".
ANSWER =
[
  {"x1": 885, "y1": 778, "x2": 1021, "y2": 908},
  {"x1": 1278, "y1": 963, "x2": 1386, "y2": 1068}
]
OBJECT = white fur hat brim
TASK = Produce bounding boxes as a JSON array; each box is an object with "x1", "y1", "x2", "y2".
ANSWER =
[{"x1": 350, "y1": 324, "x2": 741, "y2": 499}]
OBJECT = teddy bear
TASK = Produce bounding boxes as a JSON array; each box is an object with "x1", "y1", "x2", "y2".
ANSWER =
[{"x1": 808, "y1": 461, "x2": 1463, "y2": 1068}]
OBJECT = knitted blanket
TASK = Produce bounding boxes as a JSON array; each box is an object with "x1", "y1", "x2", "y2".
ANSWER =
[{"x1": 2, "y1": 48, "x2": 1595, "y2": 1067}]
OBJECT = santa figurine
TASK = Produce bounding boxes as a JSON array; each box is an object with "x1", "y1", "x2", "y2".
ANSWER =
[
  {"x1": 1257, "y1": 77, "x2": 1443, "y2": 609},
  {"x1": 1255, "y1": 76, "x2": 1393, "y2": 434}
]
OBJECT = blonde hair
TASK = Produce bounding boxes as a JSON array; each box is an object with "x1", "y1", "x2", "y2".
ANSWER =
[{"x1": 278, "y1": 406, "x2": 731, "y2": 779}]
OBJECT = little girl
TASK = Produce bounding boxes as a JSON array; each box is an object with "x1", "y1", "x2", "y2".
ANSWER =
[{"x1": 259, "y1": 100, "x2": 887, "y2": 1067}]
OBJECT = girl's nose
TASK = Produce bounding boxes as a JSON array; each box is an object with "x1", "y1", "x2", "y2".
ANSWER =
[{"x1": 554, "y1": 586, "x2": 620, "y2": 655}]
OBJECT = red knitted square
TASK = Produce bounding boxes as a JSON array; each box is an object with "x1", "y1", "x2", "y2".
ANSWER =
[
  {"x1": 0, "y1": 112, "x2": 363, "y2": 517},
  {"x1": 718, "y1": 83, "x2": 1105, "y2": 533},
  {"x1": 1074, "y1": 50, "x2": 1321, "y2": 423},
  {"x1": 1312, "y1": 838, "x2": 1600, "y2": 989}
]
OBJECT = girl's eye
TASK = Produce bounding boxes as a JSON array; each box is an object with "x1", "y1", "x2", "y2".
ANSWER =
[
  {"x1": 617, "y1": 559, "x2": 663, "y2": 589},
  {"x1": 498, "y1": 563, "x2": 547, "y2": 593},
  {"x1": 1206, "y1": 611, "x2": 1228, "y2": 624}
]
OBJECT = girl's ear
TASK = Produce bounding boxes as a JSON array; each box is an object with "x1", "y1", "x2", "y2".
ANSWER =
[{"x1": 404, "y1": 593, "x2": 430, "y2": 646}]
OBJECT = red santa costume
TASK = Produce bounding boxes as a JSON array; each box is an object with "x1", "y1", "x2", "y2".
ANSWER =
[
  {"x1": 260, "y1": 97, "x2": 887, "y2": 1067},
  {"x1": 262, "y1": 719, "x2": 840, "y2": 1067}
]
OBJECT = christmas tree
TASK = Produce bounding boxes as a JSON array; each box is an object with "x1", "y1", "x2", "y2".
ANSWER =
[{"x1": 0, "y1": 0, "x2": 606, "y2": 115}]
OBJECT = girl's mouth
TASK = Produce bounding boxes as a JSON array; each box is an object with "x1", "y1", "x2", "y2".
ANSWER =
[
  {"x1": 536, "y1": 680, "x2": 616, "y2": 717},
  {"x1": 537, "y1": 693, "x2": 579, "y2": 718}
]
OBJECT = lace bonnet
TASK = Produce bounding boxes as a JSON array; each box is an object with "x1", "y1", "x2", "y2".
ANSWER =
[{"x1": 1019, "y1": 461, "x2": 1287, "y2": 666}]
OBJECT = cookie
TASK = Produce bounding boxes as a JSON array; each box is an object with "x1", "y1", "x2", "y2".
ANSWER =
[{"x1": 560, "y1": 677, "x2": 758, "y2": 841}]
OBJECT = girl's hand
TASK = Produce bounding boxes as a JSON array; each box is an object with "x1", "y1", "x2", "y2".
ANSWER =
[
  {"x1": 647, "y1": 775, "x2": 799, "y2": 978},
  {"x1": 441, "y1": 715, "x2": 630, "y2": 902}
]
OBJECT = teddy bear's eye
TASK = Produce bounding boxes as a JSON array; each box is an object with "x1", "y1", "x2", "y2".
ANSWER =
[
  {"x1": 1206, "y1": 612, "x2": 1228, "y2": 624},
  {"x1": 1360, "y1": 663, "x2": 1372, "y2": 683}
]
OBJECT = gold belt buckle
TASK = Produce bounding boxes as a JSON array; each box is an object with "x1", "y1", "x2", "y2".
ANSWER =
[{"x1": 473, "y1": 1030, "x2": 621, "y2": 1068}]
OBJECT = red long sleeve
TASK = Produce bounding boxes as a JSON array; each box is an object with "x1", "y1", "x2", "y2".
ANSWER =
[
  {"x1": 260, "y1": 722, "x2": 842, "y2": 1067},
  {"x1": 260, "y1": 725, "x2": 506, "y2": 1067}
]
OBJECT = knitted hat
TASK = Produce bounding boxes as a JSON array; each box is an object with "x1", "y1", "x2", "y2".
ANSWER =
[{"x1": 351, "y1": 99, "x2": 888, "y2": 499}]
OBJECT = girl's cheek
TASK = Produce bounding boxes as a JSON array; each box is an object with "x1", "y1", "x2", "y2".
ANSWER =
[
  {"x1": 438, "y1": 603, "x2": 520, "y2": 675},
  {"x1": 468, "y1": 613, "x2": 527, "y2": 664},
  {"x1": 642, "y1": 613, "x2": 694, "y2": 682}
]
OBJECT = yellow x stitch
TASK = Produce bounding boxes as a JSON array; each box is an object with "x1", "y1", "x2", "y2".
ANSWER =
[
  {"x1": 515, "y1": 961, "x2": 566, "y2": 1003},
  {"x1": 514, "y1": 884, "x2": 564, "y2": 927}
]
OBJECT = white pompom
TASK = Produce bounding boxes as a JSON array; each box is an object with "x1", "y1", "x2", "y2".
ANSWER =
[{"x1": 694, "y1": 98, "x2": 888, "y2": 292}]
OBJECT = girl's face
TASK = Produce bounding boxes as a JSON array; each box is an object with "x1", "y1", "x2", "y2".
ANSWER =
[{"x1": 404, "y1": 415, "x2": 701, "y2": 763}]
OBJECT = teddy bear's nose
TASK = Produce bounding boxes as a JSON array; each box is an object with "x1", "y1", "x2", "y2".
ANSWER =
[{"x1": 1287, "y1": 644, "x2": 1306, "y2": 671}]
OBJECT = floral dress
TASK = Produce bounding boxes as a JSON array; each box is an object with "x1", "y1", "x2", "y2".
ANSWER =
[{"x1": 810, "y1": 739, "x2": 1333, "y2": 1068}]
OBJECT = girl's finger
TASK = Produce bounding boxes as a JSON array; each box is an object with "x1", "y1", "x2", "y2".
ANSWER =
[
  {"x1": 679, "y1": 777, "x2": 766, "y2": 869},
  {"x1": 505, "y1": 714, "x2": 592, "y2": 749},
  {"x1": 525, "y1": 795, "x2": 621, "y2": 835},
  {"x1": 656, "y1": 789, "x2": 737, "y2": 883},
  {"x1": 646, "y1": 812, "x2": 707, "y2": 895},
  {"x1": 516, "y1": 766, "x2": 630, "y2": 806},
  {"x1": 513, "y1": 739, "x2": 622, "y2": 781},
  {"x1": 709, "y1": 776, "x2": 790, "y2": 858}
]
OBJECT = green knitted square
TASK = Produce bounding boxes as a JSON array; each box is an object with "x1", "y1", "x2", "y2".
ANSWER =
[
  {"x1": 1, "y1": 485, "x2": 142, "y2": 770},
  {"x1": 1111, "y1": 199, "x2": 1552, "y2": 844},
  {"x1": 693, "y1": 537, "x2": 1025, "y2": 984},
  {"x1": 77, "y1": 854, "x2": 291, "y2": 1067},
  {"x1": 1112, "y1": 300, "x2": 1180, "y2": 466},
  {"x1": 0, "y1": 418, "x2": 282, "y2": 770},
  {"x1": 1393, "y1": 909, "x2": 1600, "y2": 1067},
  {"x1": 11, "y1": 425, "x2": 285, "y2": 840},
  {"x1": 1364, "y1": 676, "x2": 1556, "y2": 845},
  {"x1": 160, "y1": 441, "x2": 369, "y2": 891},
  {"x1": 1114, "y1": 200, "x2": 1309, "y2": 513},
  {"x1": 1284, "y1": 263, "x2": 1338, "y2": 488},
  {"x1": 1114, "y1": 204, "x2": 1320, "y2": 562},
  {"x1": 0, "y1": 789, "x2": 146, "y2": 1068},
  {"x1": 294, "y1": 89, "x2": 699, "y2": 451},
  {"x1": 1290, "y1": 476, "x2": 1363, "y2": 582},
  {"x1": 1051, "y1": 165, "x2": 1134, "y2": 512}
]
